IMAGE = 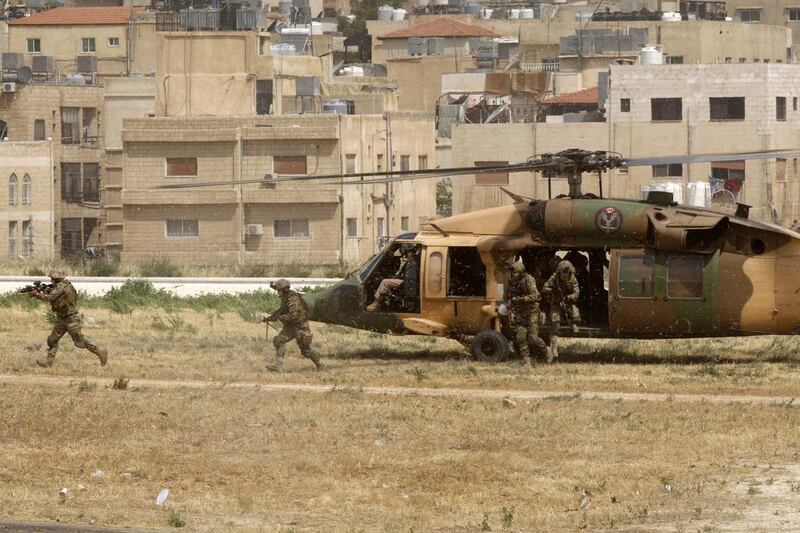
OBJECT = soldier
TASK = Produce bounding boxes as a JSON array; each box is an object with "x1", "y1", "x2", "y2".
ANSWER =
[
  {"x1": 506, "y1": 261, "x2": 549, "y2": 367},
  {"x1": 29, "y1": 269, "x2": 108, "y2": 368},
  {"x1": 366, "y1": 244, "x2": 418, "y2": 312},
  {"x1": 265, "y1": 279, "x2": 323, "y2": 372},
  {"x1": 541, "y1": 260, "x2": 581, "y2": 361}
]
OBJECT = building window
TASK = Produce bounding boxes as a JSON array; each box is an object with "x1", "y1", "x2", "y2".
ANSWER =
[
  {"x1": 652, "y1": 164, "x2": 683, "y2": 177},
  {"x1": 22, "y1": 174, "x2": 31, "y2": 205},
  {"x1": 418, "y1": 155, "x2": 428, "y2": 171},
  {"x1": 777, "y1": 96, "x2": 787, "y2": 121},
  {"x1": 665, "y1": 56, "x2": 683, "y2": 64},
  {"x1": 401, "y1": 216, "x2": 409, "y2": 231},
  {"x1": 739, "y1": 57, "x2": 747, "y2": 63},
  {"x1": 274, "y1": 219, "x2": 309, "y2": 238},
  {"x1": 166, "y1": 219, "x2": 199, "y2": 238},
  {"x1": 346, "y1": 218, "x2": 357, "y2": 238},
  {"x1": 8, "y1": 174, "x2": 17, "y2": 206},
  {"x1": 738, "y1": 9, "x2": 761, "y2": 22},
  {"x1": 27, "y1": 38, "x2": 41, "y2": 53},
  {"x1": 273, "y1": 155, "x2": 307, "y2": 175},
  {"x1": 345, "y1": 154, "x2": 357, "y2": 174},
  {"x1": 166, "y1": 158, "x2": 197, "y2": 177},
  {"x1": 724, "y1": 57, "x2": 732, "y2": 63},
  {"x1": 651, "y1": 98, "x2": 682, "y2": 121},
  {"x1": 8, "y1": 221, "x2": 17, "y2": 258},
  {"x1": 376, "y1": 154, "x2": 384, "y2": 172},
  {"x1": 83, "y1": 163, "x2": 99, "y2": 202},
  {"x1": 376, "y1": 217, "x2": 385, "y2": 237},
  {"x1": 400, "y1": 155, "x2": 410, "y2": 172},
  {"x1": 60, "y1": 107, "x2": 80, "y2": 144},
  {"x1": 474, "y1": 160, "x2": 509, "y2": 185},
  {"x1": 256, "y1": 79, "x2": 273, "y2": 115},
  {"x1": 81, "y1": 38, "x2": 96, "y2": 53},
  {"x1": 667, "y1": 255, "x2": 704, "y2": 299},
  {"x1": 711, "y1": 161, "x2": 745, "y2": 181},
  {"x1": 34, "y1": 119, "x2": 45, "y2": 141},
  {"x1": 107, "y1": 37, "x2": 120, "y2": 47},
  {"x1": 620, "y1": 98, "x2": 630, "y2": 112},
  {"x1": 794, "y1": 97, "x2": 798, "y2": 111},
  {"x1": 618, "y1": 253, "x2": 655, "y2": 299},
  {"x1": 710, "y1": 97, "x2": 745, "y2": 120},
  {"x1": 61, "y1": 163, "x2": 82, "y2": 202},
  {"x1": 790, "y1": 8, "x2": 800, "y2": 21},
  {"x1": 22, "y1": 220, "x2": 32, "y2": 257}
]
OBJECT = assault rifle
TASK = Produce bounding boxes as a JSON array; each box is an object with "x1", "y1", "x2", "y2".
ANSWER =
[{"x1": 17, "y1": 280, "x2": 53, "y2": 295}]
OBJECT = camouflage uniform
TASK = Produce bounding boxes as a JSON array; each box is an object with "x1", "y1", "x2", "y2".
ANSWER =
[
  {"x1": 507, "y1": 264, "x2": 549, "y2": 367},
  {"x1": 541, "y1": 260, "x2": 581, "y2": 361},
  {"x1": 36, "y1": 272, "x2": 107, "y2": 367},
  {"x1": 267, "y1": 280, "x2": 323, "y2": 372},
  {"x1": 367, "y1": 247, "x2": 418, "y2": 311}
]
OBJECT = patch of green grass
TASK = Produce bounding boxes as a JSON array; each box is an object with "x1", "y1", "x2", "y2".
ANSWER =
[{"x1": 139, "y1": 257, "x2": 183, "y2": 278}]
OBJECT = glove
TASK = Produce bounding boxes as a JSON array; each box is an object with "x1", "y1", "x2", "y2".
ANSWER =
[{"x1": 29, "y1": 289, "x2": 39, "y2": 297}]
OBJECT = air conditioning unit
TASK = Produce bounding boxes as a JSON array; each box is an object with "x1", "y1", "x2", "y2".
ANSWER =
[
  {"x1": 31, "y1": 55, "x2": 55, "y2": 73},
  {"x1": 2, "y1": 53, "x2": 22, "y2": 70},
  {"x1": 76, "y1": 55, "x2": 97, "y2": 74},
  {"x1": 3, "y1": 82, "x2": 17, "y2": 93},
  {"x1": 246, "y1": 224, "x2": 264, "y2": 236}
]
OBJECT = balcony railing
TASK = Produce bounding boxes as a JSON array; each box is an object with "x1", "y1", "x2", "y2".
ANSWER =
[{"x1": 519, "y1": 62, "x2": 560, "y2": 72}]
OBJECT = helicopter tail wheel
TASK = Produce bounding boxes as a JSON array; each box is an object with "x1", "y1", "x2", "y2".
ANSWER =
[{"x1": 470, "y1": 330, "x2": 509, "y2": 363}]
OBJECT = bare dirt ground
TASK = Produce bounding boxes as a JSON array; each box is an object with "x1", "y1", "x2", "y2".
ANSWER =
[{"x1": 2, "y1": 307, "x2": 800, "y2": 531}]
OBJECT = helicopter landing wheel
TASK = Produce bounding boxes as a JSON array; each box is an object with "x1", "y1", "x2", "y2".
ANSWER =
[{"x1": 470, "y1": 330, "x2": 509, "y2": 363}]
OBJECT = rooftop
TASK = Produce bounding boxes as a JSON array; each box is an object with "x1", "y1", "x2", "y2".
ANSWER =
[
  {"x1": 542, "y1": 86, "x2": 599, "y2": 105},
  {"x1": 378, "y1": 17, "x2": 499, "y2": 40},
  {"x1": 9, "y1": 7, "x2": 136, "y2": 26}
]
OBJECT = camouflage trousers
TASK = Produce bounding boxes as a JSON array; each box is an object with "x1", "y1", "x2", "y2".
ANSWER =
[
  {"x1": 47, "y1": 313, "x2": 102, "y2": 357},
  {"x1": 549, "y1": 303, "x2": 581, "y2": 334},
  {"x1": 374, "y1": 278, "x2": 403, "y2": 303},
  {"x1": 511, "y1": 312, "x2": 548, "y2": 359},
  {"x1": 273, "y1": 322, "x2": 320, "y2": 365}
]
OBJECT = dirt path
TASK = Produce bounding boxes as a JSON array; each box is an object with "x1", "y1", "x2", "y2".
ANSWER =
[{"x1": 1, "y1": 373, "x2": 797, "y2": 406}]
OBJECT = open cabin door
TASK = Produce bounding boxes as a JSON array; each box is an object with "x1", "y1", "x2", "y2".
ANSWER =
[{"x1": 609, "y1": 249, "x2": 720, "y2": 337}]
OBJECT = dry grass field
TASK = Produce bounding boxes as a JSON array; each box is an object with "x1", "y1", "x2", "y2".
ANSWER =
[{"x1": 2, "y1": 302, "x2": 800, "y2": 531}]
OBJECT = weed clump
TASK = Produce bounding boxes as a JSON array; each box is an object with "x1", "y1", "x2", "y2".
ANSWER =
[{"x1": 139, "y1": 258, "x2": 183, "y2": 278}]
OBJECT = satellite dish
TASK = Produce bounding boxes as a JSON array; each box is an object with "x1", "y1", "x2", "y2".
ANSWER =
[
  {"x1": 156, "y1": 488, "x2": 169, "y2": 506},
  {"x1": 17, "y1": 66, "x2": 32, "y2": 84}
]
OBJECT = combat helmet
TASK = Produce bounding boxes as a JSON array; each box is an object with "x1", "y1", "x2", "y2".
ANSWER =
[
  {"x1": 507, "y1": 261, "x2": 526, "y2": 274},
  {"x1": 48, "y1": 268, "x2": 66, "y2": 281},
  {"x1": 273, "y1": 279, "x2": 290, "y2": 292},
  {"x1": 557, "y1": 260, "x2": 575, "y2": 275}
]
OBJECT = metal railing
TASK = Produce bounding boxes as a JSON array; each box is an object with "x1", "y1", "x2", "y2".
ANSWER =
[{"x1": 519, "y1": 62, "x2": 560, "y2": 72}]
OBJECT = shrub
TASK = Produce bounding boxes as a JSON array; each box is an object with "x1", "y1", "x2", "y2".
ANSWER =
[{"x1": 139, "y1": 258, "x2": 182, "y2": 278}]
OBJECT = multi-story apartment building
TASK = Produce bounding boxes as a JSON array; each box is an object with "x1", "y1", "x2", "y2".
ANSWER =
[
  {"x1": 117, "y1": 113, "x2": 436, "y2": 266},
  {"x1": 0, "y1": 141, "x2": 55, "y2": 262},
  {"x1": 448, "y1": 64, "x2": 800, "y2": 225}
]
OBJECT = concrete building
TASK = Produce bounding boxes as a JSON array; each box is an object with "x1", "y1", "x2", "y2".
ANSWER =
[
  {"x1": 0, "y1": 141, "x2": 55, "y2": 262},
  {"x1": 449, "y1": 64, "x2": 800, "y2": 225},
  {"x1": 6, "y1": 7, "x2": 154, "y2": 78},
  {"x1": 0, "y1": 83, "x2": 107, "y2": 256},
  {"x1": 118, "y1": 113, "x2": 436, "y2": 266}
]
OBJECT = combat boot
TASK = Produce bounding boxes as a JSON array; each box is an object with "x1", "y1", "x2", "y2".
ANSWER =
[
  {"x1": 36, "y1": 354, "x2": 55, "y2": 368},
  {"x1": 521, "y1": 356, "x2": 534, "y2": 368},
  {"x1": 94, "y1": 347, "x2": 108, "y2": 367},
  {"x1": 266, "y1": 357, "x2": 284, "y2": 373},
  {"x1": 547, "y1": 336, "x2": 559, "y2": 363},
  {"x1": 570, "y1": 323, "x2": 579, "y2": 335},
  {"x1": 366, "y1": 301, "x2": 379, "y2": 312}
]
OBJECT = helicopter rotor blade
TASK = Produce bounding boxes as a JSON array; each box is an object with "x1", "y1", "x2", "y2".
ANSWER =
[{"x1": 626, "y1": 149, "x2": 800, "y2": 167}]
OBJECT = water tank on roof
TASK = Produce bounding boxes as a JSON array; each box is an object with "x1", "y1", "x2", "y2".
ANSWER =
[
  {"x1": 338, "y1": 65, "x2": 365, "y2": 76},
  {"x1": 509, "y1": 8, "x2": 520, "y2": 18},
  {"x1": 310, "y1": 21, "x2": 322, "y2": 34},
  {"x1": 520, "y1": 8, "x2": 534, "y2": 18},
  {"x1": 323, "y1": 100, "x2": 352, "y2": 115},
  {"x1": 279, "y1": 0, "x2": 292, "y2": 13},
  {"x1": 639, "y1": 45, "x2": 664, "y2": 64},
  {"x1": 378, "y1": 5, "x2": 394, "y2": 20},
  {"x1": 464, "y1": 3, "x2": 481, "y2": 17},
  {"x1": 392, "y1": 8, "x2": 406, "y2": 20},
  {"x1": 661, "y1": 11, "x2": 681, "y2": 22}
]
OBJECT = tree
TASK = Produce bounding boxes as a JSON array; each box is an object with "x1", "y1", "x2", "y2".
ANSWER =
[
  {"x1": 436, "y1": 178, "x2": 452, "y2": 218},
  {"x1": 349, "y1": 0, "x2": 403, "y2": 21}
]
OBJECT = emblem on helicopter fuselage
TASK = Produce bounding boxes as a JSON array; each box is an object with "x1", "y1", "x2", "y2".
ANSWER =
[{"x1": 595, "y1": 207, "x2": 624, "y2": 233}]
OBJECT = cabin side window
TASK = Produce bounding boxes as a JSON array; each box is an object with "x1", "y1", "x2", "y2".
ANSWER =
[
  {"x1": 447, "y1": 247, "x2": 486, "y2": 297},
  {"x1": 666, "y1": 255, "x2": 704, "y2": 299},
  {"x1": 618, "y1": 253, "x2": 655, "y2": 299},
  {"x1": 427, "y1": 251, "x2": 443, "y2": 294}
]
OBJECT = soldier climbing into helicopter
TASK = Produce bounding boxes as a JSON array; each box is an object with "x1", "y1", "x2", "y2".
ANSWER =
[
  {"x1": 541, "y1": 260, "x2": 581, "y2": 362},
  {"x1": 506, "y1": 261, "x2": 550, "y2": 367}
]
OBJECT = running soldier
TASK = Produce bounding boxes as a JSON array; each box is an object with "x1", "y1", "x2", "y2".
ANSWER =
[
  {"x1": 265, "y1": 279, "x2": 324, "y2": 372},
  {"x1": 506, "y1": 262, "x2": 549, "y2": 367},
  {"x1": 541, "y1": 260, "x2": 581, "y2": 361},
  {"x1": 30, "y1": 269, "x2": 108, "y2": 368}
]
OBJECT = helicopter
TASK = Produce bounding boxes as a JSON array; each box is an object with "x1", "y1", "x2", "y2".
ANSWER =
[{"x1": 160, "y1": 148, "x2": 800, "y2": 362}]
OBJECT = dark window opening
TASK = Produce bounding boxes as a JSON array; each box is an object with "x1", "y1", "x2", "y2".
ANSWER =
[
  {"x1": 166, "y1": 157, "x2": 197, "y2": 177},
  {"x1": 274, "y1": 155, "x2": 307, "y2": 175},
  {"x1": 83, "y1": 163, "x2": 99, "y2": 202},
  {"x1": 739, "y1": 8, "x2": 761, "y2": 22},
  {"x1": 60, "y1": 163, "x2": 82, "y2": 202},
  {"x1": 666, "y1": 255, "x2": 704, "y2": 299},
  {"x1": 620, "y1": 98, "x2": 630, "y2": 112},
  {"x1": 60, "y1": 107, "x2": 80, "y2": 144},
  {"x1": 273, "y1": 219, "x2": 309, "y2": 238},
  {"x1": 34, "y1": 119, "x2": 45, "y2": 141},
  {"x1": 777, "y1": 96, "x2": 787, "y2": 120},
  {"x1": 60, "y1": 217, "x2": 96, "y2": 256},
  {"x1": 651, "y1": 98, "x2": 682, "y2": 121},
  {"x1": 665, "y1": 56, "x2": 683, "y2": 64},
  {"x1": 652, "y1": 163, "x2": 683, "y2": 177},
  {"x1": 447, "y1": 247, "x2": 486, "y2": 297},
  {"x1": 256, "y1": 79, "x2": 273, "y2": 115},
  {"x1": 710, "y1": 97, "x2": 745, "y2": 120}
]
